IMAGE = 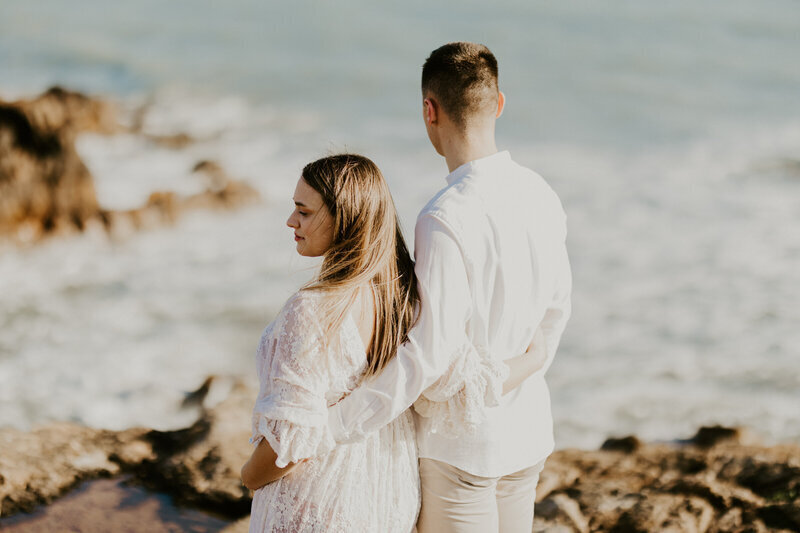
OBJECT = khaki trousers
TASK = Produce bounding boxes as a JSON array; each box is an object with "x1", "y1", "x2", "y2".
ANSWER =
[{"x1": 416, "y1": 458, "x2": 546, "y2": 533}]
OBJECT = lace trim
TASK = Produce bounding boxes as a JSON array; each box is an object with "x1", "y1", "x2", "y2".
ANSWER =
[
  {"x1": 250, "y1": 414, "x2": 336, "y2": 468},
  {"x1": 413, "y1": 343, "x2": 509, "y2": 438}
]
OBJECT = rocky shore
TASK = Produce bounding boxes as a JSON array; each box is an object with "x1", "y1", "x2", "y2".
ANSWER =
[
  {"x1": 0, "y1": 87, "x2": 260, "y2": 244},
  {"x1": 2, "y1": 87, "x2": 798, "y2": 532},
  {"x1": 1, "y1": 378, "x2": 797, "y2": 532}
]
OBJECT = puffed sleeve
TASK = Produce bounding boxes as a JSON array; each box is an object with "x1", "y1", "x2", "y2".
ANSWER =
[
  {"x1": 413, "y1": 341, "x2": 509, "y2": 437},
  {"x1": 250, "y1": 292, "x2": 336, "y2": 467}
]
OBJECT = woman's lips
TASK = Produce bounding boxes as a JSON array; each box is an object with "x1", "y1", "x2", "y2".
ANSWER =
[{"x1": 294, "y1": 234, "x2": 303, "y2": 242}]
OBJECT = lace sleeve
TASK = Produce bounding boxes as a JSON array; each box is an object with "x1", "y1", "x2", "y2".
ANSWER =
[
  {"x1": 413, "y1": 342, "x2": 509, "y2": 438},
  {"x1": 250, "y1": 292, "x2": 336, "y2": 467}
]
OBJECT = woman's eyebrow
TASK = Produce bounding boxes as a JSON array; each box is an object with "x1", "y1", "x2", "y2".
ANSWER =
[{"x1": 293, "y1": 200, "x2": 309, "y2": 208}]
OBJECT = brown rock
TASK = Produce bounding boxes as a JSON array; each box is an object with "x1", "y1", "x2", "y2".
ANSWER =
[
  {"x1": 0, "y1": 477, "x2": 231, "y2": 532},
  {"x1": 612, "y1": 493, "x2": 714, "y2": 533},
  {"x1": 690, "y1": 426, "x2": 758, "y2": 449},
  {"x1": 1, "y1": 88, "x2": 260, "y2": 244},
  {"x1": 535, "y1": 456, "x2": 583, "y2": 501},
  {"x1": 532, "y1": 434, "x2": 800, "y2": 533},
  {"x1": 135, "y1": 378, "x2": 254, "y2": 516},
  {"x1": 757, "y1": 502, "x2": 800, "y2": 532},
  {"x1": 193, "y1": 159, "x2": 229, "y2": 191},
  {"x1": 0, "y1": 423, "x2": 149, "y2": 517},
  {"x1": 535, "y1": 493, "x2": 590, "y2": 533},
  {"x1": 4, "y1": 379, "x2": 799, "y2": 532},
  {"x1": 181, "y1": 176, "x2": 261, "y2": 211},
  {"x1": 221, "y1": 516, "x2": 251, "y2": 533},
  {"x1": 21, "y1": 86, "x2": 119, "y2": 135},
  {"x1": 0, "y1": 377, "x2": 254, "y2": 521},
  {"x1": 146, "y1": 132, "x2": 194, "y2": 149},
  {"x1": 0, "y1": 88, "x2": 105, "y2": 239},
  {"x1": 601, "y1": 435, "x2": 642, "y2": 453}
]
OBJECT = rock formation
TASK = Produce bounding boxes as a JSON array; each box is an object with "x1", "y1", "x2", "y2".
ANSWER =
[
  {"x1": 0, "y1": 87, "x2": 111, "y2": 239},
  {"x1": 534, "y1": 428, "x2": 800, "y2": 532},
  {"x1": 1, "y1": 377, "x2": 798, "y2": 532},
  {"x1": 0, "y1": 87, "x2": 260, "y2": 243},
  {"x1": 0, "y1": 376, "x2": 252, "y2": 520}
]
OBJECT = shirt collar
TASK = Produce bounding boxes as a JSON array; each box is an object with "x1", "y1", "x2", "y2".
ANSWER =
[{"x1": 445, "y1": 150, "x2": 511, "y2": 186}]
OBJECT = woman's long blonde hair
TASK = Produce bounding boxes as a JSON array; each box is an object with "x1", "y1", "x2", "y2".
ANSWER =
[{"x1": 301, "y1": 154, "x2": 418, "y2": 378}]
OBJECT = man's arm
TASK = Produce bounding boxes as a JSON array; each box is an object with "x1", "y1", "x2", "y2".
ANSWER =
[
  {"x1": 328, "y1": 214, "x2": 473, "y2": 442},
  {"x1": 502, "y1": 328, "x2": 547, "y2": 395},
  {"x1": 529, "y1": 240, "x2": 572, "y2": 380}
]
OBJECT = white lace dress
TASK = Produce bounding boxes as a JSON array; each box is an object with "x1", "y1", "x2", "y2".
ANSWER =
[{"x1": 249, "y1": 291, "x2": 419, "y2": 533}]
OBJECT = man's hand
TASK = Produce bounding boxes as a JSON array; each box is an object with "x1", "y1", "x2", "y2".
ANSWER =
[{"x1": 502, "y1": 328, "x2": 548, "y2": 395}]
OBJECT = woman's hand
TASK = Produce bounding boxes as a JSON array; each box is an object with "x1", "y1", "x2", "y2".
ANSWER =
[
  {"x1": 241, "y1": 439, "x2": 299, "y2": 491},
  {"x1": 501, "y1": 328, "x2": 548, "y2": 395}
]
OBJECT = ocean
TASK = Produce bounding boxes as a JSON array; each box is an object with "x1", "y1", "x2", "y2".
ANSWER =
[{"x1": 1, "y1": 0, "x2": 798, "y2": 449}]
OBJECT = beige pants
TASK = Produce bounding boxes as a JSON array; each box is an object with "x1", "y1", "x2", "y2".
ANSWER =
[{"x1": 416, "y1": 458, "x2": 546, "y2": 533}]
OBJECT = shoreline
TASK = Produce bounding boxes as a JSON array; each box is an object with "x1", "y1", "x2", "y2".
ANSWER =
[{"x1": 2, "y1": 377, "x2": 798, "y2": 532}]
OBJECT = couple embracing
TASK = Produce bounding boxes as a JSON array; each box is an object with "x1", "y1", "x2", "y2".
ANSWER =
[{"x1": 241, "y1": 42, "x2": 572, "y2": 533}]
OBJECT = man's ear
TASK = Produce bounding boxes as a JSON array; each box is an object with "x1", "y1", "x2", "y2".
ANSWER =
[
  {"x1": 496, "y1": 91, "x2": 505, "y2": 118},
  {"x1": 424, "y1": 98, "x2": 438, "y2": 125}
]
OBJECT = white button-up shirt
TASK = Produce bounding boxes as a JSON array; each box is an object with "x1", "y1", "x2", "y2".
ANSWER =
[{"x1": 328, "y1": 151, "x2": 572, "y2": 477}]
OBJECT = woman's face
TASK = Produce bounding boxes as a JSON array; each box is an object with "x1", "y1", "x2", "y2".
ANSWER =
[{"x1": 286, "y1": 177, "x2": 335, "y2": 257}]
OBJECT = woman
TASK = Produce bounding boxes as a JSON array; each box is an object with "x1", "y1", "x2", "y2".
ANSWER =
[{"x1": 241, "y1": 154, "x2": 546, "y2": 532}]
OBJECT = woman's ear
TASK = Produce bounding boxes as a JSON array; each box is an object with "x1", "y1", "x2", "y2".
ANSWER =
[{"x1": 496, "y1": 91, "x2": 505, "y2": 118}]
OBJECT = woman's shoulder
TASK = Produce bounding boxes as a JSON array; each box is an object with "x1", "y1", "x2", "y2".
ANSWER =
[
  {"x1": 271, "y1": 289, "x2": 325, "y2": 335},
  {"x1": 283, "y1": 289, "x2": 324, "y2": 316}
]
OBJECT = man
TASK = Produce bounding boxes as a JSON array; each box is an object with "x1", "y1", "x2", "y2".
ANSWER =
[{"x1": 327, "y1": 42, "x2": 572, "y2": 532}]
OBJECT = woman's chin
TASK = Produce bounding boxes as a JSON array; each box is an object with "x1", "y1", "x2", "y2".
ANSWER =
[{"x1": 295, "y1": 243, "x2": 314, "y2": 257}]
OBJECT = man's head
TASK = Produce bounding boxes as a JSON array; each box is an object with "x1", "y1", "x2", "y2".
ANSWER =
[
  {"x1": 421, "y1": 42, "x2": 504, "y2": 158},
  {"x1": 422, "y1": 42, "x2": 501, "y2": 127}
]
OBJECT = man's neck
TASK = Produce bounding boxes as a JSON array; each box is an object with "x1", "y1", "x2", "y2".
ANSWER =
[{"x1": 442, "y1": 127, "x2": 499, "y2": 173}]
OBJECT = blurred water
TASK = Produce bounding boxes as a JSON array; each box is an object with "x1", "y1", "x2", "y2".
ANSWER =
[{"x1": 0, "y1": 1, "x2": 798, "y2": 447}]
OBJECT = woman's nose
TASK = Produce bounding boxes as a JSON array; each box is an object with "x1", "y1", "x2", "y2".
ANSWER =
[{"x1": 286, "y1": 213, "x2": 298, "y2": 228}]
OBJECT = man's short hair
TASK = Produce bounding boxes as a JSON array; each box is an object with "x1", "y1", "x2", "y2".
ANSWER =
[{"x1": 421, "y1": 42, "x2": 499, "y2": 128}]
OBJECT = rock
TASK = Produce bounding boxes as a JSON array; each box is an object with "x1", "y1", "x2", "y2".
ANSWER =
[
  {"x1": 532, "y1": 435, "x2": 800, "y2": 533},
  {"x1": 0, "y1": 477, "x2": 231, "y2": 532},
  {"x1": 0, "y1": 423, "x2": 150, "y2": 516},
  {"x1": 612, "y1": 493, "x2": 714, "y2": 533},
  {"x1": 146, "y1": 132, "x2": 194, "y2": 149},
  {"x1": 135, "y1": 378, "x2": 254, "y2": 516},
  {"x1": 689, "y1": 426, "x2": 758, "y2": 449},
  {"x1": 729, "y1": 457, "x2": 800, "y2": 502},
  {"x1": 0, "y1": 376, "x2": 254, "y2": 521},
  {"x1": 193, "y1": 159, "x2": 230, "y2": 191},
  {"x1": 0, "y1": 87, "x2": 106, "y2": 239},
  {"x1": 663, "y1": 473, "x2": 763, "y2": 512},
  {"x1": 535, "y1": 493, "x2": 590, "y2": 533},
  {"x1": 181, "y1": 175, "x2": 261, "y2": 211},
  {"x1": 535, "y1": 455, "x2": 582, "y2": 501},
  {"x1": 182, "y1": 376, "x2": 215, "y2": 408},
  {"x1": 20, "y1": 86, "x2": 119, "y2": 135},
  {"x1": 221, "y1": 516, "x2": 251, "y2": 533},
  {"x1": 757, "y1": 502, "x2": 800, "y2": 531},
  {"x1": 601, "y1": 435, "x2": 642, "y2": 453},
  {"x1": 99, "y1": 176, "x2": 261, "y2": 240},
  {"x1": 3, "y1": 381, "x2": 799, "y2": 533},
  {"x1": 1, "y1": 87, "x2": 260, "y2": 244}
]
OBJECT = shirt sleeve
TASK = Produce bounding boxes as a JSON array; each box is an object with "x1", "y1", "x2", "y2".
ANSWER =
[
  {"x1": 412, "y1": 341, "x2": 508, "y2": 438},
  {"x1": 327, "y1": 213, "x2": 505, "y2": 442},
  {"x1": 530, "y1": 224, "x2": 572, "y2": 380},
  {"x1": 251, "y1": 293, "x2": 336, "y2": 467}
]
